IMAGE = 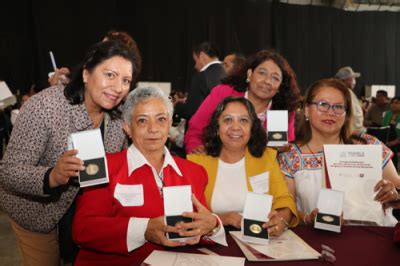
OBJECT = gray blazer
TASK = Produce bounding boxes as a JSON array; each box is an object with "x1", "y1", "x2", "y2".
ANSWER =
[{"x1": 0, "y1": 86, "x2": 127, "y2": 233}]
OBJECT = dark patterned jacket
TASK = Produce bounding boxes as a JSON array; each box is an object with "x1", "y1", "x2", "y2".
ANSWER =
[{"x1": 0, "y1": 86, "x2": 127, "y2": 233}]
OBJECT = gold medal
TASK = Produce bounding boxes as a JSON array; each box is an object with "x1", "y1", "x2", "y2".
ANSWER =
[
  {"x1": 272, "y1": 133, "x2": 283, "y2": 140},
  {"x1": 175, "y1": 221, "x2": 185, "y2": 226},
  {"x1": 249, "y1": 224, "x2": 262, "y2": 234},
  {"x1": 86, "y1": 163, "x2": 99, "y2": 176},
  {"x1": 322, "y1": 215, "x2": 334, "y2": 223}
]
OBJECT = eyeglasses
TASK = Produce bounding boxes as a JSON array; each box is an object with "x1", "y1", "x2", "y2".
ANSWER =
[{"x1": 309, "y1": 101, "x2": 347, "y2": 115}]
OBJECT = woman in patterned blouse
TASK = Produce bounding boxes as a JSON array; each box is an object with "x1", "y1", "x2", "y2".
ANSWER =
[{"x1": 278, "y1": 78, "x2": 400, "y2": 226}]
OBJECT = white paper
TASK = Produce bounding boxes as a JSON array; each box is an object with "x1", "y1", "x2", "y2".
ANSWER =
[
  {"x1": 0, "y1": 81, "x2": 13, "y2": 100},
  {"x1": 249, "y1": 172, "x2": 269, "y2": 194},
  {"x1": 230, "y1": 230, "x2": 320, "y2": 262},
  {"x1": 163, "y1": 185, "x2": 193, "y2": 216},
  {"x1": 317, "y1": 188, "x2": 343, "y2": 216},
  {"x1": 143, "y1": 250, "x2": 245, "y2": 266},
  {"x1": 0, "y1": 81, "x2": 17, "y2": 108},
  {"x1": 114, "y1": 183, "x2": 144, "y2": 206},
  {"x1": 243, "y1": 192, "x2": 272, "y2": 222},
  {"x1": 324, "y1": 144, "x2": 396, "y2": 226}
]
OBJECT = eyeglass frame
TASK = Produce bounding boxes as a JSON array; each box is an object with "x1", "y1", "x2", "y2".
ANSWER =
[{"x1": 308, "y1": 100, "x2": 347, "y2": 115}]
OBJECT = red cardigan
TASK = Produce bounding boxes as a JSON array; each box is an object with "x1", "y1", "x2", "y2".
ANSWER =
[{"x1": 73, "y1": 150, "x2": 209, "y2": 266}]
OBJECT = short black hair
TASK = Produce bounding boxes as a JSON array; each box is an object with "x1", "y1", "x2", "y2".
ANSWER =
[
  {"x1": 376, "y1": 90, "x2": 388, "y2": 98},
  {"x1": 193, "y1": 41, "x2": 220, "y2": 59},
  {"x1": 203, "y1": 97, "x2": 266, "y2": 157}
]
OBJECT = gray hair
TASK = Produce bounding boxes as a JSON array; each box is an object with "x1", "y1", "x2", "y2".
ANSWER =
[{"x1": 122, "y1": 87, "x2": 174, "y2": 125}]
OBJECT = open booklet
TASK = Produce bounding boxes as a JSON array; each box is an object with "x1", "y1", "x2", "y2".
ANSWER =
[
  {"x1": 141, "y1": 250, "x2": 245, "y2": 266},
  {"x1": 230, "y1": 230, "x2": 320, "y2": 262}
]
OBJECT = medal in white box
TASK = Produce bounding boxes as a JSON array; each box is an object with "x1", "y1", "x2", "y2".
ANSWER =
[
  {"x1": 163, "y1": 185, "x2": 194, "y2": 241},
  {"x1": 314, "y1": 188, "x2": 343, "y2": 233},
  {"x1": 242, "y1": 192, "x2": 272, "y2": 244},
  {"x1": 68, "y1": 128, "x2": 108, "y2": 188},
  {"x1": 267, "y1": 110, "x2": 288, "y2": 146}
]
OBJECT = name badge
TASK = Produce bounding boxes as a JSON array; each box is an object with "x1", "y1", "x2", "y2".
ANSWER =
[
  {"x1": 249, "y1": 172, "x2": 269, "y2": 194},
  {"x1": 114, "y1": 183, "x2": 144, "y2": 207}
]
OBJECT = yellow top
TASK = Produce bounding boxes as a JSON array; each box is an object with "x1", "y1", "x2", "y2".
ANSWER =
[{"x1": 188, "y1": 148, "x2": 299, "y2": 227}]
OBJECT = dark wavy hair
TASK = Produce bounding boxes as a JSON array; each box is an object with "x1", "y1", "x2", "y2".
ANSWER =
[
  {"x1": 203, "y1": 97, "x2": 267, "y2": 157},
  {"x1": 296, "y1": 78, "x2": 356, "y2": 145},
  {"x1": 221, "y1": 49, "x2": 300, "y2": 112},
  {"x1": 64, "y1": 40, "x2": 141, "y2": 119}
]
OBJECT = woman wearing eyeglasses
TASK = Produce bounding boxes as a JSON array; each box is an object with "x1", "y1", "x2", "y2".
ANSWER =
[{"x1": 278, "y1": 78, "x2": 400, "y2": 225}]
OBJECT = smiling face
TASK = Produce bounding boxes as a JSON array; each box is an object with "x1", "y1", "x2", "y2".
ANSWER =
[
  {"x1": 305, "y1": 86, "x2": 347, "y2": 137},
  {"x1": 218, "y1": 102, "x2": 252, "y2": 154},
  {"x1": 124, "y1": 97, "x2": 171, "y2": 157},
  {"x1": 83, "y1": 56, "x2": 132, "y2": 112},
  {"x1": 247, "y1": 59, "x2": 282, "y2": 102}
]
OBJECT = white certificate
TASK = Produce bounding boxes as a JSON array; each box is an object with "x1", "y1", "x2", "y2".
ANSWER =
[{"x1": 324, "y1": 144, "x2": 396, "y2": 226}]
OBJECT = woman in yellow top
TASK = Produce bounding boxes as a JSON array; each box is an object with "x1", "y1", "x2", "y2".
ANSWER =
[{"x1": 188, "y1": 97, "x2": 298, "y2": 237}]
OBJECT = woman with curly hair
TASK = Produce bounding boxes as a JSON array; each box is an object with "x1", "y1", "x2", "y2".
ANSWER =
[
  {"x1": 185, "y1": 49, "x2": 301, "y2": 154},
  {"x1": 188, "y1": 97, "x2": 299, "y2": 237}
]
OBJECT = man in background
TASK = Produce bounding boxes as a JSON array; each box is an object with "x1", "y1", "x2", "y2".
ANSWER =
[
  {"x1": 223, "y1": 53, "x2": 246, "y2": 75},
  {"x1": 335, "y1": 66, "x2": 366, "y2": 133},
  {"x1": 175, "y1": 41, "x2": 226, "y2": 122},
  {"x1": 364, "y1": 90, "x2": 390, "y2": 127}
]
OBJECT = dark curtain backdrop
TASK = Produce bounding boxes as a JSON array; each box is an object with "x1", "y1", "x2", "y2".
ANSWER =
[{"x1": 1, "y1": 0, "x2": 400, "y2": 96}]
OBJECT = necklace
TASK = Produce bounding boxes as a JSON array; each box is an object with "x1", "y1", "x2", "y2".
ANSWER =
[{"x1": 305, "y1": 143, "x2": 322, "y2": 164}]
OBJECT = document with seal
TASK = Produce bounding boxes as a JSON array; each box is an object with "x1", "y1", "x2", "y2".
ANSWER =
[
  {"x1": 230, "y1": 230, "x2": 320, "y2": 262},
  {"x1": 163, "y1": 185, "x2": 193, "y2": 241},
  {"x1": 267, "y1": 110, "x2": 288, "y2": 147},
  {"x1": 314, "y1": 188, "x2": 343, "y2": 233},
  {"x1": 242, "y1": 192, "x2": 272, "y2": 244},
  {"x1": 324, "y1": 144, "x2": 397, "y2": 226},
  {"x1": 68, "y1": 128, "x2": 108, "y2": 188}
]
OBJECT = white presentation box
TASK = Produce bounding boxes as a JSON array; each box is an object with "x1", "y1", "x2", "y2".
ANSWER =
[
  {"x1": 267, "y1": 110, "x2": 288, "y2": 147},
  {"x1": 314, "y1": 188, "x2": 344, "y2": 233},
  {"x1": 242, "y1": 192, "x2": 273, "y2": 244},
  {"x1": 68, "y1": 129, "x2": 108, "y2": 188},
  {"x1": 163, "y1": 185, "x2": 193, "y2": 241}
]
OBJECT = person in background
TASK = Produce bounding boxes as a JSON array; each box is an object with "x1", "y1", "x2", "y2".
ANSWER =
[
  {"x1": 382, "y1": 96, "x2": 400, "y2": 169},
  {"x1": 174, "y1": 41, "x2": 226, "y2": 122},
  {"x1": 0, "y1": 40, "x2": 141, "y2": 266},
  {"x1": 73, "y1": 87, "x2": 226, "y2": 266},
  {"x1": 335, "y1": 66, "x2": 366, "y2": 133},
  {"x1": 185, "y1": 49, "x2": 300, "y2": 154},
  {"x1": 188, "y1": 97, "x2": 298, "y2": 236},
  {"x1": 278, "y1": 78, "x2": 400, "y2": 226},
  {"x1": 223, "y1": 53, "x2": 246, "y2": 76},
  {"x1": 364, "y1": 90, "x2": 390, "y2": 127}
]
